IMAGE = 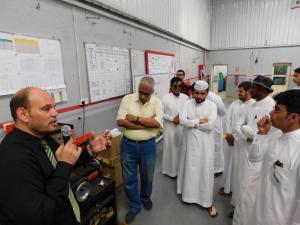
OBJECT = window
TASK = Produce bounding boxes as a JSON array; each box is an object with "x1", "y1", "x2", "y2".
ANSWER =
[{"x1": 272, "y1": 63, "x2": 291, "y2": 86}]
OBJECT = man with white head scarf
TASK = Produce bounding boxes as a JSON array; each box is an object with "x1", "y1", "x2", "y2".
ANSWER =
[{"x1": 177, "y1": 80, "x2": 218, "y2": 217}]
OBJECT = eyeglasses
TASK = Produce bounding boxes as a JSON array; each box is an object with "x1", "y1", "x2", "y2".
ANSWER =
[{"x1": 172, "y1": 84, "x2": 182, "y2": 89}]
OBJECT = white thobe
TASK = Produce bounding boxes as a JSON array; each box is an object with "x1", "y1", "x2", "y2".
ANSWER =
[
  {"x1": 233, "y1": 96, "x2": 276, "y2": 225},
  {"x1": 293, "y1": 86, "x2": 300, "y2": 90},
  {"x1": 161, "y1": 93, "x2": 189, "y2": 177},
  {"x1": 207, "y1": 92, "x2": 227, "y2": 173},
  {"x1": 253, "y1": 129, "x2": 300, "y2": 225},
  {"x1": 222, "y1": 99, "x2": 255, "y2": 203},
  {"x1": 177, "y1": 99, "x2": 217, "y2": 207}
]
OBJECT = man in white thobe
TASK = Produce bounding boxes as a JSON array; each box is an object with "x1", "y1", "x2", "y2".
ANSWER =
[
  {"x1": 206, "y1": 90, "x2": 227, "y2": 175},
  {"x1": 292, "y1": 67, "x2": 300, "y2": 90},
  {"x1": 161, "y1": 77, "x2": 188, "y2": 177},
  {"x1": 177, "y1": 80, "x2": 218, "y2": 217},
  {"x1": 219, "y1": 81, "x2": 255, "y2": 208},
  {"x1": 251, "y1": 89, "x2": 300, "y2": 225},
  {"x1": 233, "y1": 75, "x2": 276, "y2": 225}
]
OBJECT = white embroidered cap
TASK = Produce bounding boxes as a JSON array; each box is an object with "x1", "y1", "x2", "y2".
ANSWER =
[{"x1": 194, "y1": 80, "x2": 209, "y2": 91}]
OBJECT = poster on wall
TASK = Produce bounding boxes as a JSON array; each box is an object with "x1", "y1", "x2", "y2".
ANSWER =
[{"x1": 0, "y1": 32, "x2": 67, "y2": 102}]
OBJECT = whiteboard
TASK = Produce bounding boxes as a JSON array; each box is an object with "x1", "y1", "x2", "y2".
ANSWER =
[
  {"x1": 0, "y1": 32, "x2": 66, "y2": 101},
  {"x1": 130, "y1": 49, "x2": 145, "y2": 76},
  {"x1": 133, "y1": 74, "x2": 173, "y2": 99},
  {"x1": 85, "y1": 43, "x2": 132, "y2": 102},
  {"x1": 146, "y1": 50, "x2": 175, "y2": 75}
]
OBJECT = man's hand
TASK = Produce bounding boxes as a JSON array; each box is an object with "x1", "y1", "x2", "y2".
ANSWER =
[
  {"x1": 126, "y1": 114, "x2": 138, "y2": 123},
  {"x1": 257, "y1": 115, "x2": 272, "y2": 135},
  {"x1": 225, "y1": 133, "x2": 235, "y2": 146},
  {"x1": 56, "y1": 138, "x2": 82, "y2": 165},
  {"x1": 103, "y1": 130, "x2": 112, "y2": 140},
  {"x1": 199, "y1": 118, "x2": 208, "y2": 124},
  {"x1": 88, "y1": 131, "x2": 111, "y2": 153},
  {"x1": 173, "y1": 114, "x2": 180, "y2": 125}
]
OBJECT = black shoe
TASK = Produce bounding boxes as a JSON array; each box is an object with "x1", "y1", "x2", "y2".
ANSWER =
[
  {"x1": 125, "y1": 211, "x2": 138, "y2": 224},
  {"x1": 142, "y1": 200, "x2": 153, "y2": 210}
]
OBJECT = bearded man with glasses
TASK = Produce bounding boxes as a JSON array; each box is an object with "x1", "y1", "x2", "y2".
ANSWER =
[{"x1": 161, "y1": 77, "x2": 188, "y2": 178}]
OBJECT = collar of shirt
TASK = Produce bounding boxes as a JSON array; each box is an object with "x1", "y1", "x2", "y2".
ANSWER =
[
  {"x1": 11, "y1": 127, "x2": 56, "y2": 152},
  {"x1": 256, "y1": 95, "x2": 272, "y2": 105},
  {"x1": 134, "y1": 93, "x2": 154, "y2": 106},
  {"x1": 281, "y1": 128, "x2": 300, "y2": 139}
]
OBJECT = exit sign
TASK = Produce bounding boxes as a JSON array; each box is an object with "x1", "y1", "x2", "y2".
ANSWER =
[{"x1": 291, "y1": 0, "x2": 300, "y2": 9}]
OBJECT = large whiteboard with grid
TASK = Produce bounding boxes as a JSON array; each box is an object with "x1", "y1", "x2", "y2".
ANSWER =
[{"x1": 85, "y1": 43, "x2": 132, "y2": 102}]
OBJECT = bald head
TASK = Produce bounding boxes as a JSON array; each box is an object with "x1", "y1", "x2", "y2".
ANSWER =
[
  {"x1": 138, "y1": 77, "x2": 155, "y2": 104},
  {"x1": 10, "y1": 87, "x2": 33, "y2": 121},
  {"x1": 139, "y1": 76, "x2": 155, "y2": 91},
  {"x1": 10, "y1": 87, "x2": 58, "y2": 137},
  {"x1": 10, "y1": 87, "x2": 51, "y2": 121}
]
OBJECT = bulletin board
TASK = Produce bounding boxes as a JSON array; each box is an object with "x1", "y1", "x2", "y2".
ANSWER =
[
  {"x1": 85, "y1": 43, "x2": 132, "y2": 102},
  {"x1": 145, "y1": 50, "x2": 175, "y2": 75},
  {"x1": 137, "y1": 50, "x2": 175, "y2": 99},
  {"x1": 0, "y1": 32, "x2": 67, "y2": 102}
]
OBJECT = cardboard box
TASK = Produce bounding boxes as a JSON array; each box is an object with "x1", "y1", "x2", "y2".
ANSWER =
[
  {"x1": 97, "y1": 135, "x2": 121, "y2": 159},
  {"x1": 96, "y1": 156, "x2": 120, "y2": 167},
  {"x1": 99, "y1": 156, "x2": 123, "y2": 188},
  {"x1": 102, "y1": 162, "x2": 123, "y2": 188}
]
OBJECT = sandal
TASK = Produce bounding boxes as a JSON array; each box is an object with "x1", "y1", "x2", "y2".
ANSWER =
[{"x1": 208, "y1": 206, "x2": 218, "y2": 218}]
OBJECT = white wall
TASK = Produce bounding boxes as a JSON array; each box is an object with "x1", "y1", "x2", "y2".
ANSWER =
[
  {"x1": 90, "y1": 0, "x2": 212, "y2": 49},
  {"x1": 211, "y1": 0, "x2": 300, "y2": 49},
  {"x1": 208, "y1": 46, "x2": 300, "y2": 90},
  {"x1": 0, "y1": 0, "x2": 204, "y2": 140}
]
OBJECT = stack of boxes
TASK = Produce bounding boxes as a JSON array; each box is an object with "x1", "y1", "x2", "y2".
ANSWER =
[{"x1": 96, "y1": 135, "x2": 123, "y2": 187}]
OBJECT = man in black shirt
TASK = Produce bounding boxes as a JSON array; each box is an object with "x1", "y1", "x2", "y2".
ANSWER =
[{"x1": 0, "y1": 87, "x2": 110, "y2": 225}]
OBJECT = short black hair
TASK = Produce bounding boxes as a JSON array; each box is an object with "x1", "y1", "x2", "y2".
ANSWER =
[
  {"x1": 238, "y1": 81, "x2": 252, "y2": 91},
  {"x1": 10, "y1": 88, "x2": 31, "y2": 121},
  {"x1": 273, "y1": 90, "x2": 300, "y2": 115},
  {"x1": 294, "y1": 67, "x2": 300, "y2": 74},
  {"x1": 170, "y1": 77, "x2": 182, "y2": 86},
  {"x1": 176, "y1": 69, "x2": 185, "y2": 76}
]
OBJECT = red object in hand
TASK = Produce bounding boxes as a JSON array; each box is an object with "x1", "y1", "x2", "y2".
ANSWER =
[{"x1": 76, "y1": 133, "x2": 92, "y2": 146}]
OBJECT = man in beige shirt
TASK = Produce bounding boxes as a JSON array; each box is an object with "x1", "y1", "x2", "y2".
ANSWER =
[{"x1": 117, "y1": 76, "x2": 163, "y2": 224}]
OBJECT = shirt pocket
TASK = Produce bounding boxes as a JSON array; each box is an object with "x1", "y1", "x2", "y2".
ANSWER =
[{"x1": 271, "y1": 165, "x2": 293, "y2": 192}]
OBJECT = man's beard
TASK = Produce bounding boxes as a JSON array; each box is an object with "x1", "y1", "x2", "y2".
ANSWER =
[{"x1": 195, "y1": 99, "x2": 205, "y2": 104}]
